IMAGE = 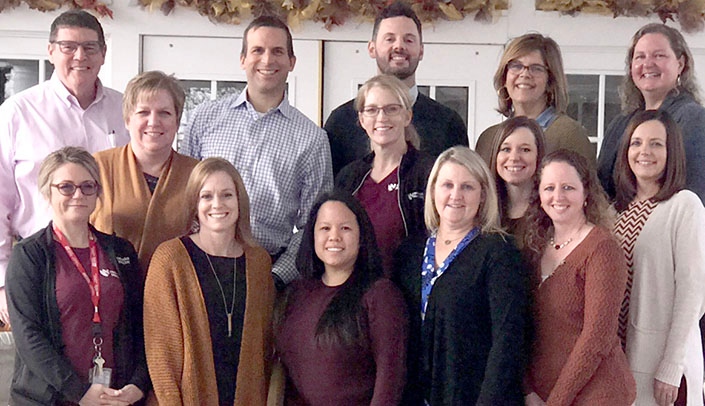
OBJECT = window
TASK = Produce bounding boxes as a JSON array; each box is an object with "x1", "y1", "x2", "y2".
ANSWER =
[
  {"x1": 566, "y1": 74, "x2": 622, "y2": 156},
  {"x1": 177, "y1": 79, "x2": 247, "y2": 149},
  {"x1": 0, "y1": 59, "x2": 53, "y2": 103},
  {"x1": 418, "y1": 85, "x2": 469, "y2": 128}
]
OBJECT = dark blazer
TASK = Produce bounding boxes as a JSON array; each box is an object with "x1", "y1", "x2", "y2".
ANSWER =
[
  {"x1": 394, "y1": 233, "x2": 530, "y2": 406},
  {"x1": 325, "y1": 93, "x2": 468, "y2": 175},
  {"x1": 6, "y1": 224, "x2": 150, "y2": 405}
]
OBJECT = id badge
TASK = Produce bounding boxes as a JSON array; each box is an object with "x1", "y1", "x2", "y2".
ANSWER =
[{"x1": 89, "y1": 367, "x2": 112, "y2": 386}]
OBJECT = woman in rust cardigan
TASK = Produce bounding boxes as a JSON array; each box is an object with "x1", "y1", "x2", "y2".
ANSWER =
[
  {"x1": 144, "y1": 158, "x2": 275, "y2": 405},
  {"x1": 522, "y1": 150, "x2": 635, "y2": 405}
]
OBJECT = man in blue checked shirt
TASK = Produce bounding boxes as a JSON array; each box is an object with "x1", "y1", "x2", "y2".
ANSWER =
[{"x1": 180, "y1": 16, "x2": 333, "y2": 290}]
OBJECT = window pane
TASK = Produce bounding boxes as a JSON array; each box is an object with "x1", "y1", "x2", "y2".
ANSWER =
[
  {"x1": 216, "y1": 81, "x2": 246, "y2": 99},
  {"x1": 0, "y1": 59, "x2": 40, "y2": 103},
  {"x1": 436, "y1": 86, "x2": 468, "y2": 127},
  {"x1": 566, "y1": 74, "x2": 599, "y2": 139},
  {"x1": 604, "y1": 75, "x2": 622, "y2": 133},
  {"x1": 44, "y1": 60, "x2": 54, "y2": 81},
  {"x1": 418, "y1": 86, "x2": 430, "y2": 97}
]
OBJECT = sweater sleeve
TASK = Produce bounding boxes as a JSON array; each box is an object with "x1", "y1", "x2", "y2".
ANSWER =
[
  {"x1": 675, "y1": 104, "x2": 705, "y2": 203},
  {"x1": 366, "y1": 279, "x2": 409, "y2": 406},
  {"x1": 6, "y1": 242, "x2": 90, "y2": 402},
  {"x1": 478, "y1": 238, "x2": 531, "y2": 405},
  {"x1": 547, "y1": 237, "x2": 627, "y2": 405},
  {"x1": 115, "y1": 237, "x2": 151, "y2": 394},
  {"x1": 143, "y1": 241, "x2": 186, "y2": 405},
  {"x1": 656, "y1": 193, "x2": 705, "y2": 384}
]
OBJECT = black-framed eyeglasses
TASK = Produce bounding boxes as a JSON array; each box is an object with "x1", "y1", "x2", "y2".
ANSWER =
[
  {"x1": 50, "y1": 40, "x2": 104, "y2": 56},
  {"x1": 360, "y1": 104, "x2": 404, "y2": 117},
  {"x1": 51, "y1": 181, "x2": 100, "y2": 196},
  {"x1": 507, "y1": 61, "x2": 548, "y2": 75}
]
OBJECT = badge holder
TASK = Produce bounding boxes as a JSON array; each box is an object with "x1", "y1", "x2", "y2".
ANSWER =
[{"x1": 88, "y1": 335, "x2": 112, "y2": 386}]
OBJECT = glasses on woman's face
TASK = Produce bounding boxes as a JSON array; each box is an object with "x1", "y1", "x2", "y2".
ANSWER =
[
  {"x1": 51, "y1": 181, "x2": 100, "y2": 196},
  {"x1": 507, "y1": 61, "x2": 548, "y2": 76},
  {"x1": 360, "y1": 104, "x2": 404, "y2": 117}
]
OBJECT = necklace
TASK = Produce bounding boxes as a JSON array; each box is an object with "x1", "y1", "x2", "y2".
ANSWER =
[
  {"x1": 549, "y1": 223, "x2": 586, "y2": 250},
  {"x1": 548, "y1": 237, "x2": 573, "y2": 250},
  {"x1": 439, "y1": 234, "x2": 463, "y2": 245},
  {"x1": 204, "y1": 252, "x2": 237, "y2": 337}
]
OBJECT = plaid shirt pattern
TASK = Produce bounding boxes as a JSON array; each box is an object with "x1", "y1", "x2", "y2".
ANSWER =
[{"x1": 181, "y1": 89, "x2": 333, "y2": 283}]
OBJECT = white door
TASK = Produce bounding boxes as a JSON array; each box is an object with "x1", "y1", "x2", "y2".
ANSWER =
[{"x1": 322, "y1": 41, "x2": 505, "y2": 146}]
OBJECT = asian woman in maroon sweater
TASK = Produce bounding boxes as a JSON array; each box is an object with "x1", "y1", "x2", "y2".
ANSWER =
[{"x1": 275, "y1": 190, "x2": 408, "y2": 405}]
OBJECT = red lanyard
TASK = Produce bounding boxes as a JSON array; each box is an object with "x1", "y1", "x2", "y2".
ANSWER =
[{"x1": 53, "y1": 224, "x2": 101, "y2": 325}]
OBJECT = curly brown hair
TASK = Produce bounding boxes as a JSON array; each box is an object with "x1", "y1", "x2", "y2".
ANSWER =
[{"x1": 523, "y1": 149, "x2": 612, "y2": 266}]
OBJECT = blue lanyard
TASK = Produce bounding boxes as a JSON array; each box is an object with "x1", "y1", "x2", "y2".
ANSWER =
[{"x1": 420, "y1": 227, "x2": 480, "y2": 320}]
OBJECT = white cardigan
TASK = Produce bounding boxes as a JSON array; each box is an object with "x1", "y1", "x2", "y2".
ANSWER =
[{"x1": 624, "y1": 190, "x2": 705, "y2": 406}]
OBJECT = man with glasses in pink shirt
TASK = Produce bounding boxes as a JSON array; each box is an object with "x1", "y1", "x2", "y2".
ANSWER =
[{"x1": 0, "y1": 10, "x2": 128, "y2": 327}]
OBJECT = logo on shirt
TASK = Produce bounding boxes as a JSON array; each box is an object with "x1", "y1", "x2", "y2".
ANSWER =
[
  {"x1": 116, "y1": 256, "x2": 130, "y2": 265},
  {"x1": 99, "y1": 268, "x2": 120, "y2": 279},
  {"x1": 387, "y1": 183, "x2": 399, "y2": 192}
]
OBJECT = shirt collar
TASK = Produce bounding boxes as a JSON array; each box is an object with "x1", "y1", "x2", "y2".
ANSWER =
[
  {"x1": 534, "y1": 106, "x2": 557, "y2": 130},
  {"x1": 49, "y1": 72, "x2": 105, "y2": 109},
  {"x1": 232, "y1": 86, "x2": 293, "y2": 119},
  {"x1": 409, "y1": 84, "x2": 419, "y2": 105}
]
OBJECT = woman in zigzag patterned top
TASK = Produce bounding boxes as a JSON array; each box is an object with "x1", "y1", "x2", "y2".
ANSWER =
[{"x1": 613, "y1": 109, "x2": 705, "y2": 406}]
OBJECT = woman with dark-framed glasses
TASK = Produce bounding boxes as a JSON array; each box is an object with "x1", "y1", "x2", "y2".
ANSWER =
[
  {"x1": 6, "y1": 146, "x2": 149, "y2": 405},
  {"x1": 336, "y1": 75, "x2": 434, "y2": 277},
  {"x1": 475, "y1": 33, "x2": 594, "y2": 166}
]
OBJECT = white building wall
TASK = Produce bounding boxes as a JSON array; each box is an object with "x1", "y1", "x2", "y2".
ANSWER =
[{"x1": 0, "y1": 0, "x2": 703, "y2": 131}]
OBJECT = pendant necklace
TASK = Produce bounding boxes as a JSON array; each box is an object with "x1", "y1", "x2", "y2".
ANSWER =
[
  {"x1": 549, "y1": 237, "x2": 573, "y2": 250},
  {"x1": 204, "y1": 252, "x2": 237, "y2": 337}
]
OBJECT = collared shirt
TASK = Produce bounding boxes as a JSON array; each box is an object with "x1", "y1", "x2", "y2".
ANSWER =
[
  {"x1": 535, "y1": 106, "x2": 558, "y2": 130},
  {"x1": 0, "y1": 73, "x2": 129, "y2": 286},
  {"x1": 409, "y1": 85, "x2": 419, "y2": 105},
  {"x1": 180, "y1": 88, "x2": 333, "y2": 284}
]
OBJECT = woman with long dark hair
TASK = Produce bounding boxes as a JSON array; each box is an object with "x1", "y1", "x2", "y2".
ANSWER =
[
  {"x1": 275, "y1": 190, "x2": 407, "y2": 405},
  {"x1": 488, "y1": 116, "x2": 546, "y2": 240},
  {"x1": 613, "y1": 110, "x2": 705, "y2": 406}
]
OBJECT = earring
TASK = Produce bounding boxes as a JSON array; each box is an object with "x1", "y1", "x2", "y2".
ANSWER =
[
  {"x1": 497, "y1": 86, "x2": 511, "y2": 101},
  {"x1": 677, "y1": 74, "x2": 682, "y2": 87}
]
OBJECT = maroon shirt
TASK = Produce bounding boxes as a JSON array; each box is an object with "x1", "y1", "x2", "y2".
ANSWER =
[
  {"x1": 355, "y1": 167, "x2": 405, "y2": 277},
  {"x1": 275, "y1": 278, "x2": 408, "y2": 405},
  {"x1": 54, "y1": 241, "x2": 124, "y2": 383}
]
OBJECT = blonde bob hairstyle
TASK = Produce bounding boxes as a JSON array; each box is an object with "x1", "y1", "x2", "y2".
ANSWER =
[
  {"x1": 354, "y1": 74, "x2": 420, "y2": 150},
  {"x1": 122, "y1": 70, "x2": 186, "y2": 124},
  {"x1": 424, "y1": 146, "x2": 502, "y2": 234},
  {"x1": 184, "y1": 158, "x2": 257, "y2": 247},
  {"x1": 493, "y1": 33, "x2": 569, "y2": 117},
  {"x1": 38, "y1": 146, "x2": 101, "y2": 200}
]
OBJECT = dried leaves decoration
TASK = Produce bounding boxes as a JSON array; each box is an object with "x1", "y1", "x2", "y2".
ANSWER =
[
  {"x1": 0, "y1": 0, "x2": 112, "y2": 17},
  {"x1": 137, "y1": 0, "x2": 508, "y2": 30},
  {"x1": 536, "y1": 0, "x2": 705, "y2": 33}
]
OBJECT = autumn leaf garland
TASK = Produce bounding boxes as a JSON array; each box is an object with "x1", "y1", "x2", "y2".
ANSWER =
[{"x1": 0, "y1": 0, "x2": 702, "y2": 33}]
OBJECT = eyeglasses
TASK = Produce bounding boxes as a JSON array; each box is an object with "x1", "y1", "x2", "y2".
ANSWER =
[
  {"x1": 507, "y1": 61, "x2": 548, "y2": 75},
  {"x1": 360, "y1": 104, "x2": 405, "y2": 117},
  {"x1": 51, "y1": 181, "x2": 100, "y2": 196},
  {"x1": 50, "y1": 40, "x2": 104, "y2": 56}
]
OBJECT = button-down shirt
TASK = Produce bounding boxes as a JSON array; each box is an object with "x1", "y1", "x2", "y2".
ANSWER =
[
  {"x1": 180, "y1": 89, "x2": 333, "y2": 284},
  {"x1": 0, "y1": 73, "x2": 129, "y2": 286}
]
